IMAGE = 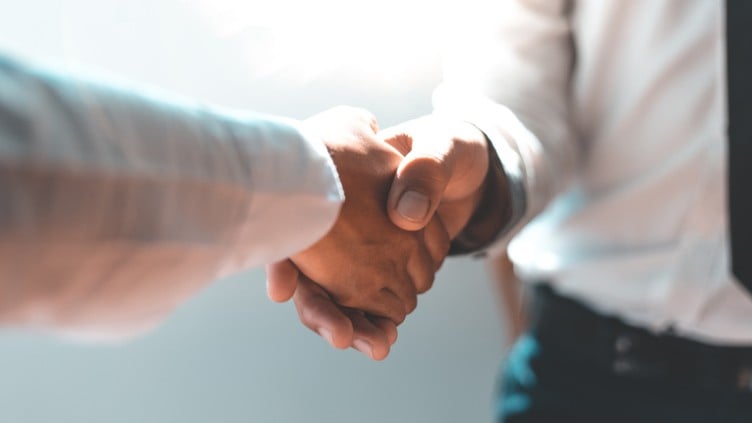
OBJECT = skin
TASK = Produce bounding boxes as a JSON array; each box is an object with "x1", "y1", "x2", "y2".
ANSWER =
[
  {"x1": 489, "y1": 251, "x2": 527, "y2": 345},
  {"x1": 268, "y1": 113, "x2": 511, "y2": 360},
  {"x1": 267, "y1": 108, "x2": 455, "y2": 360},
  {"x1": 380, "y1": 116, "x2": 490, "y2": 238}
]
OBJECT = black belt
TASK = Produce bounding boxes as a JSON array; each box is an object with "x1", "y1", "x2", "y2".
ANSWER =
[{"x1": 529, "y1": 284, "x2": 752, "y2": 392}]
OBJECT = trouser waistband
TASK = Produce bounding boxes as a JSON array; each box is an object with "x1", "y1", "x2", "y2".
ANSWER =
[{"x1": 529, "y1": 284, "x2": 752, "y2": 391}]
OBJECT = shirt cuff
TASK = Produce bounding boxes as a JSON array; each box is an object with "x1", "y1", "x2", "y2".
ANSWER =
[
  {"x1": 224, "y1": 112, "x2": 345, "y2": 267},
  {"x1": 433, "y1": 87, "x2": 533, "y2": 258}
]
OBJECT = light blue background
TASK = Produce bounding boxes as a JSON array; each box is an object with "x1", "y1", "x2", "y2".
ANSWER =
[{"x1": 0, "y1": 2, "x2": 508, "y2": 422}]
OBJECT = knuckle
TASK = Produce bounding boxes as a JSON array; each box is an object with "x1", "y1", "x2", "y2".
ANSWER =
[
  {"x1": 406, "y1": 295, "x2": 418, "y2": 314},
  {"x1": 416, "y1": 274, "x2": 435, "y2": 294},
  {"x1": 339, "y1": 106, "x2": 376, "y2": 128},
  {"x1": 374, "y1": 305, "x2": 400, "y2": 324},
  {"x1": 296, "y1": 301, "x2": 318, "y2": 326},
  {"x1": 377, "y1": 302, "x2": 405, "y2": 325},
  {"x1": 296, "y1": 298, "x2": 333, "y2": 330},
  {"x1": 390, "y1": 310, "x2": 406, "y2": 325},
  {"x1": 356, "y1": 107, "x2": 376, "y2": 123},
  {"x1": 297, "y1": 307, "x2": 320, "y2": 332},
  {"x1": 433, "y1": 256, "x2": 446, "y2": 272},
  {"x1": 404, "y1": 155, "x2": 451, "y2": 185},
  {"x1": 335, "y1": 291, "x2": 359, "y2": 310}
]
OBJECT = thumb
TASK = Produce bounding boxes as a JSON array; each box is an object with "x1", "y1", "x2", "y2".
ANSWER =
[
  {"x1": 265, "y1": 260, "x2": 299, "y2": 302},
  {"x1": 387, "y1": 150, "x2": 452, "y2": 231}
]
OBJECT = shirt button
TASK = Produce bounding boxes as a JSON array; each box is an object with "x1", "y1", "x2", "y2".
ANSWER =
[
  {"x1": 614, "y1": 334, "x2": 633, "y2": 354},
  {"x1": 613, "y1": 358, "x2": 634, "y2": 375}
]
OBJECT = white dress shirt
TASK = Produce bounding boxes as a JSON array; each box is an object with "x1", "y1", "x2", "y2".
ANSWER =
[
  {"x1": 0, "y1": 55, "x2": 343, "y2": 339},
  {"x1": 435, "y1": 0, "x2": 752, "y2": 344}
]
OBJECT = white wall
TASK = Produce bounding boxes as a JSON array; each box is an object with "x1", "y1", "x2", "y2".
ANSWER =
[{"x1": 0, "y1": 2, "x2": 508, "y2": 422}]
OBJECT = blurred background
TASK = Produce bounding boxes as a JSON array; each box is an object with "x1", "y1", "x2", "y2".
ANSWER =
[{"x1": 0, "y1": 1, "x2": 508, "y2": 422}]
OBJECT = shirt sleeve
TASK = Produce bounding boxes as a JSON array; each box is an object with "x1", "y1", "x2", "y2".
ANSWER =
[
  {"x1": 433, "y1": 0, "x2": 576, "y2": 256},
  {"x1": 0, "y1": 55, "x2": 344, "y2": 339}
]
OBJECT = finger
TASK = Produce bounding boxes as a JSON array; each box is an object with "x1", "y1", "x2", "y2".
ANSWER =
[
  {"x1": 368, "y1": 315, "x2": 398, "y2": 345},
  {"x1": 395, "y1": 283, "x2": 418, "y2": 315},
  {"x1": 265, "y1": 260, "x2": 299, "y2": 303},
  {"x1": 379, "y1": 125, "x2": 414, "y2": 156},
  {"x1": 406, "y1": 243, "x2": 436, "y2": 296},
  {"x1": 384, "y1": 261, "x2": 419, "y2": 315},
  {"x1": 423, "y1": 217, "x2": 451, "y2": 272},
  {"x1": 382, "y1": 134, "x2": 455, "y2": 232},
  {"x1": 293, "y1": 275, "x2": 354, "y2": 349},
  {"x1": 345, "y1": 309, "x2": 392, "y2": 360},
  {"x1": 356, "y1": 287, "x2": 407, "y2": 325}
]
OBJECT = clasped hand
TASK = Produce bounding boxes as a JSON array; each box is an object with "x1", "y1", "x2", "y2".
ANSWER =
[{"x1": 266, "y1": 107, "x2": 490, "y2": 360}]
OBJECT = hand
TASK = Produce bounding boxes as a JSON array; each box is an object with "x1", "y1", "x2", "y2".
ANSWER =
[
  {"x1": 267, "y1": 259, "x2": 399, "y2": 360},
  {"x1": 291, "y1": 107, "x2": 449, "y2": 323},
  {"x1": 266, "y1": 107, "x2": 451, "y2": 360},
  {"x1": 267, "y1": 112, "x2": 504, "y2": 360},
  {"x1": 267, "y1": 208, "x2": 450, "y2": 359},
  {"x1": 380, "y1": 115, "x2": 493, "y2": 239}
]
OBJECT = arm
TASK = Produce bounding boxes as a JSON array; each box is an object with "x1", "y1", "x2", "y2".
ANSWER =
[
  {"x1": 274, "y1": 0, "x2": 577, "y2": 358},
  {"x1": 433, "y1": 0, "x2": 577, "y2": 250},
  {"x1": 362, "y1": 0, "x2": 577, "y2": 252},
  {"x1": 0, "y1": 55, "x2": 344, "y2": 338}
]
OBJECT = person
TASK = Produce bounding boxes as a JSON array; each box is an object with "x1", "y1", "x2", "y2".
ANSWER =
[
  {"x1": 272, "y1": 0, "x2": 752, "y2": 421},
  {"x1": 0, "y1": 53, "x2": 452, "y2": 360}
]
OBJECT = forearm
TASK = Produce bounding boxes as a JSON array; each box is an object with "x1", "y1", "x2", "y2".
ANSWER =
[
  {"x1": 0, "y1": 55, "x2": 343, "y2": 335},
  {"x1": 0, "y1": 239, "x2": 228, "y2": 340}
]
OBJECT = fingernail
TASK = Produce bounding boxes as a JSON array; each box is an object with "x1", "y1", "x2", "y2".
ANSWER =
[
  {"x1": 397, "y1": 190, "x2": 429, "y2": 222},
  {"x1": 353, "y1": 338, "x2": 374, "y2": 358},
  {"x1": 318, "y1": 328, "x2": 335, "y2": 346}
]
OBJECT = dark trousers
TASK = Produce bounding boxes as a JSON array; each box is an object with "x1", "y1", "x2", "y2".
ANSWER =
[{"x1": 496, "y1": 286, "x2": 752, "y2": 423}]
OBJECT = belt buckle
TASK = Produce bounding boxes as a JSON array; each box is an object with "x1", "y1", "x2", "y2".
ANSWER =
[{"x1": 737, "y1": 366, "x2": 752, "y2": 391}]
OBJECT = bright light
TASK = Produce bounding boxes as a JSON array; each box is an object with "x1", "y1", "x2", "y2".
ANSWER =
[{"x1": 182, "y1": 0, "x2": 482, "y2": 82}]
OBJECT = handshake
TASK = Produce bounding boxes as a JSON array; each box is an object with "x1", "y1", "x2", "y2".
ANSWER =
[{"x1": 265, "y1": 107, "x2": 507, "y2": 360}]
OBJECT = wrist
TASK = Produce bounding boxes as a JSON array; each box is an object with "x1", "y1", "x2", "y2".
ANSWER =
[{"x1": 449, "y1": 134, "x2": 511, "y2": 255}]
